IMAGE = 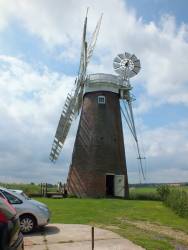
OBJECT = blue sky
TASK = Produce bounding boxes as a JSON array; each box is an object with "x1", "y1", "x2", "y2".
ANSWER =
[
  {"x1": 0, "y1": 0, "x2": 188, "y2": 184},
  {"x1": 127, "y1": 0, "x2": 188, "y2": 24}
]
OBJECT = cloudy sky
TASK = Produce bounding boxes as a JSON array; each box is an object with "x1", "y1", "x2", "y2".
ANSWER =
[{"x1": 0, "y1": 0, "x2": 188, "y2": 184}]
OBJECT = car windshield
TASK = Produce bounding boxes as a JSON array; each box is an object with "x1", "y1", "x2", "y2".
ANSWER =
[
  {"x1": 1, "y1": 190, "x2": 22, "y2": 205},
  {"x1": 10, "y1": 190, "x2": 31, "y2": 200},
  {"x1": 20, "y1": 192, "x2": 30, "y2": 200}
]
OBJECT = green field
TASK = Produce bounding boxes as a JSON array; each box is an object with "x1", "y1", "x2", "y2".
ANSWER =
[
  {"x1": 37, "y1": 197, "x2": 188, "y2": 250},
  {"x1": 1, "y1": 182, "x2": 187, "y2": 196},
  {"x1": 129, "y1": 186, "x2": 188, "y2": 201},
  {"x1": 130, "y1": 186, "x2": 188, "y2": 194},
  {"x1": 130, "y1": 187, "x2": 157, "y2": 193},
  {"x1": 0, "y1": 182, "x2": 57, "y2": 195},
  {"x1": 1, "y1": 183, "x2": 188, "y2": 249}
]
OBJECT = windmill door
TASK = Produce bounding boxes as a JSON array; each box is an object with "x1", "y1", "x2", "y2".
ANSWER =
[
  {"x1": 114, "y1": 175, "x2": 125, "y2": 197},
  {"x1": 106, "y1": 174, "x2": 115, "y2": 196}
]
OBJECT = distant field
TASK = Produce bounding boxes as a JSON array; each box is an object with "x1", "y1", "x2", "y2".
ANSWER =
[
  {"x1": 130, "y1": 186, "x2": 188, "y2": 193},
  {"x1": 37, "y1": 198, "x2": 188, "y2": 250},
  {"x1": 0, "y1": 182, "x2": 57, "y2": 194},
  {"x1": 0, "y1": 182, "x2": 187, "y2": 197},
  {"x1": 180, "y1": 186, "x2": 188, "y2": 192},
  {"x1": 130, "y1": 187, "x2": 157, "y2": 193},
  {"x1": 130, "y1": 185, "x2": 188, "y2": 198}
]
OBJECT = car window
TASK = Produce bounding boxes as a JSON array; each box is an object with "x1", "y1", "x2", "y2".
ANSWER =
[
  {"x1": 20, "y1": 192, "x2": 30, "y2": 200},
  {"x1": 0, "y1": 191, "x2": 5, "y2": 199},
  {"x1": 1, "y1": 190, "x2": 22, "y2": 204}
]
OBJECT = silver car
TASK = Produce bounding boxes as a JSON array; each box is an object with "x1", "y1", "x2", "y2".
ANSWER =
[{"x1": 0, "y1": 187, "x2": 51, "y2": 233}]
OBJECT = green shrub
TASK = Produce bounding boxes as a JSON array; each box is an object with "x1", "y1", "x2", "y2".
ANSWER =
[
  {"x1": 129, "y1": 192, "x2": 161, "y2": 201},
  {"x1": 157, "y1": 185, "x2": 188, "y2": 218},
  {"x1": 165, "y1": 188, "x2": 188, "y2": 218},
  {"x1": 156, "y1": 185, "x2": 170, "y2": 201}
]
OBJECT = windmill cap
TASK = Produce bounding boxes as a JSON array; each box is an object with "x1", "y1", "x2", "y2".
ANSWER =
[{"x1": 85, "y1": 73, "x2": 131, "y2": 94}]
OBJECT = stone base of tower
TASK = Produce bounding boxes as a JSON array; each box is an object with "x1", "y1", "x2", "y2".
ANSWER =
[
  {"x1": 67, "y1": 165, "x2": 129, "y2": 198},
  {"x1": 67, "y1": 167, "x2": 106, "y2": 197},
  {"x1": 66, "y1": 90, "x2": 129, "y2": 198}
]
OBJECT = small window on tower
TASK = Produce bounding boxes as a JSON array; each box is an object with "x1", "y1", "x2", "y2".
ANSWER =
[{"x1": 98, "y1": 95, "x2": 105, "y2": 104}]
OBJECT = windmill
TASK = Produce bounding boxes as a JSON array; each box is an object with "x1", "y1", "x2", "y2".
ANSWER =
[{"x1": 50, "y1": 12, "x2": 145, "y2": 198}]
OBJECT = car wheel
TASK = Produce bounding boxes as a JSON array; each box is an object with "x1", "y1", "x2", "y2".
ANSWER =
[{"x1": 19, "y1": 215, "x2": 36, "y2": 233}]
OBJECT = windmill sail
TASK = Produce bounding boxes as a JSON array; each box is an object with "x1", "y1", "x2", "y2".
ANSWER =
[
  {"x1": 87, "y1": 14, "x2": 103, "y2": 64},
  {"x1": 78, "y1": 10, "x2": 88, "y2": 81},
  {"x1": 50, "y1": 11, "x2": 102, "y2": 162},
  {"x1": 75, "y1": 14, "x2": 103, "y2": 116},
  {"x1": 50, "y1": 84, "x2": 78, "y2": 161}
]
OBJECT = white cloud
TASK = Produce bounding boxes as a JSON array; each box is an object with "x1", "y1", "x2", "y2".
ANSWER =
[
  {"x1": 123, "y1": 120, "x2": 188, "y2": 183},
  {"x1": 0, "y1": 55, "x2": 77, "y2": 183},
  {"x1": 0, "y1": 0, "x2": 188, "y2": 109},
  {"x1": 143, "y1": 123, "x2": 188, "y2": 158},
  {"x1": 0, "y1": 0, "x2": 188, "y2": 183}
]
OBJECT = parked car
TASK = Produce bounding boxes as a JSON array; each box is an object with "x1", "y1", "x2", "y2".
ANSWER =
[
  {"x1": 0, "y1": 196, "x2": 24, "y2": 249},
  {"x1": 0, "y1": 187, "x2": 50, "y2": 233}
]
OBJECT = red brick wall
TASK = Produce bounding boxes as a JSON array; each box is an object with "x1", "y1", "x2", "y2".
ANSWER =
[{"x1": 67, "y1": 91, "x2": 129, "y2": 198}]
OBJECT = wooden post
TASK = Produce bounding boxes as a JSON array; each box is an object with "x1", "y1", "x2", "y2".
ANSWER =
[
  {"x1": 45, "y1": 183, "x2": 47, "y2": 197},
  {"x1": 40, "y1": 183, "x2": 43, "y2": 197},
  {"x1": 91, "y1": 226, "x2": 94, "y2": 250},
  {"x1": 43, "y1": 183, "x2": 45, "y2": 197}
]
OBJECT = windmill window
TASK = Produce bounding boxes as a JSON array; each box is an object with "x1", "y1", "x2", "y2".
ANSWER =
[{"x1": 98, "y1": 96, "x2": 105, "y2": 104}]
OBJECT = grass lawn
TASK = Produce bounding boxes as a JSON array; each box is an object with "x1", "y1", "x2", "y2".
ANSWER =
[
  {"x1": 130, "y1": 187, "x2": 157, "y2": 194},
  {"x1": 37, "y1": 198, "x2": 188, "y2": 250}
]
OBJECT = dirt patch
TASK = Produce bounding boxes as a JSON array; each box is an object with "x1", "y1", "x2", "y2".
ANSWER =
[
  {"x1": 105, "y1": 225, "x2": 120, "y2": 230},
  {"x1": 119, "y1": 218, "x2": 188, "y2": 245}
]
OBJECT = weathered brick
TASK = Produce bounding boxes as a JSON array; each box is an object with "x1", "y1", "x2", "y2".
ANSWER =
[{"x1": 67, "y1": 91, "x2": 129, "y2": 198}]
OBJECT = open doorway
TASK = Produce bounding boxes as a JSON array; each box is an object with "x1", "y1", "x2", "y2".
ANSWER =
[{"x1": 106, "y1": 174, "x2": 114, "y2": 196}]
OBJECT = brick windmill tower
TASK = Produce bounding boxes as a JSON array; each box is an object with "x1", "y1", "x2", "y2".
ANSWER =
[{"x1": 50, "y1": 12, "x2": 144, "y2": 198}]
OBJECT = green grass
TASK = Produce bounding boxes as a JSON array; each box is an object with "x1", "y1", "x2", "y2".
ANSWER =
[
  {"x1": 1, "y1": 183, "x2": 188, "y2": 249},
  {"x1": 129, "y1": 186, "x2": 188, "y2": 201},
  {"x1": 130, "y1": 186, "x2": 188, "y2": 194},
  {"x1": 36, "y1": 198, "x2": 188, "y2": 250},
  {"x1": 129, "y1": 187, "x2": 160, "y2": 200},
  {"x1": 130, "y1": 187, "x2": 157, "y2": 194},
  {"x1": 1, "y1": 182, "x2": 187, "y2": 196},
  {"x1": 115, "y1": 225, "x2": 174, "y2": 250}
]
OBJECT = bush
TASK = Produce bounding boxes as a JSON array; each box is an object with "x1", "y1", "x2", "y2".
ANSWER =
[
  {"x1": 165, "y1": 189, "x2": 188, "y2": 218},
  {"x1": 156, "y1": 185, "x2": 170, "y2": 201},
  {"x1": 129, "y1": 192, "x2": 161, "y2": 201},
  {"x1": 157, "y1": 185, "x2": 188, "y2": 218}
]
